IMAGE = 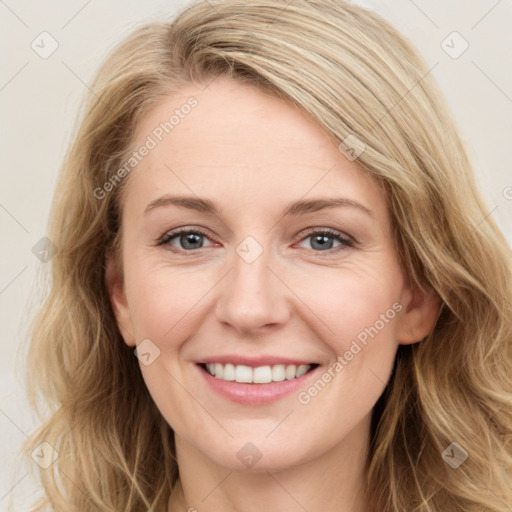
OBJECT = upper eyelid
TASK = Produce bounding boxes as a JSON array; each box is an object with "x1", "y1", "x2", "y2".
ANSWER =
[{"x1": 159, "y1": 226, "x2": 354, "y2": 247}]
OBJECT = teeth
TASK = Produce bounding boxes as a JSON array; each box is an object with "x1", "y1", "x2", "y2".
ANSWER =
[
  {"x1": 296, "y1": 365, "x2": 309, "y2": 378},
  {"x1": 223, "y1": 363, "x2": 235, "y2": 381},
  {"x1": 285, "y1": 365, "x2": 297, "y2": 380},
  {"x1": 235, "y1": 365, "x2": 253, "y2": 383},
  {"x1": 253, "y1": 366, "x2": 272, "y2": 384},
  {"x1": 205, "y1": 363, "x2": 313, "y2": 383},
  {"x1": 271, "y1": 365, "x2": 286, "y2": 382}
]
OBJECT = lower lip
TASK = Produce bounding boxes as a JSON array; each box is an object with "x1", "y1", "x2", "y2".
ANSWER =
[{"x1": 196, "y1": 364, "x2": 318, "y2": 405}]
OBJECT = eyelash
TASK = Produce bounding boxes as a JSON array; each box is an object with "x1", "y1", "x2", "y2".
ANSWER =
[{"x1": 156, "y1": 227, "x2": 355, "y2": 256}]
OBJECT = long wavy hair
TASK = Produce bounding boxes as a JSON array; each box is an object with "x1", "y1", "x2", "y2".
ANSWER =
[{"x1": 20, "y1": 0, "x2": 512, "y2": 510}]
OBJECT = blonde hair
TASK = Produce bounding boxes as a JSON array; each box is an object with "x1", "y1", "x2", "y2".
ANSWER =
[{"x1": 20, "y1": 0, "x2": 512, "y2": 510}]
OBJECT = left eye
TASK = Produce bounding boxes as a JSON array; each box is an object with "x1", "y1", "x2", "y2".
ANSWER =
[
  {"x1": 157, "y1": 228, "x2": 354, "y2": 253},
  {"x1": 296, "y1": 229, "x2": 354, "y2": 252}
]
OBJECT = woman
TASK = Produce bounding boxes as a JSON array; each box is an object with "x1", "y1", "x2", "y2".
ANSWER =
[{"x1": 22, "y1": 0, "x2": 512, "y2": 511}]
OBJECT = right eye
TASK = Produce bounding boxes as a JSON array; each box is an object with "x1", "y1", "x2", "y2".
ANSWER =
[{"x1": 157, "y1": 227, "x2": 216, "y2": 253}]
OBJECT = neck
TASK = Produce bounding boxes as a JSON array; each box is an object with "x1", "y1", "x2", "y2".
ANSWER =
[{"x1": 168, "y1": 413, "x2": 372, "y2": 512}]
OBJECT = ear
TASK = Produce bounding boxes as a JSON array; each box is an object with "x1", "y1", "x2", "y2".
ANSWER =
[
  {"x1": 396, "y1": 282, "x2": 441, "y2": 345},
  {"x1": 105, "y1": 253, "x2": 136, "y2": 347}
]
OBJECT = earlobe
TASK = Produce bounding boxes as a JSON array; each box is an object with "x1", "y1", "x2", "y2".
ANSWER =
[
  {"x1": 396, "y1": 283, "x2": 441, "y2": 345},
  {"x1": 105, "y1": 254, "x2": 136, "y2": 346}
]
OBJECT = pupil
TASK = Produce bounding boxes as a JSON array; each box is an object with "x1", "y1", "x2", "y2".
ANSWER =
[
  {"x1": 182, "y1": 233, "x2": 202, "y2": 249},
  {"x1": 312, "y1": 234, "x2": 332, "y2": 251}
]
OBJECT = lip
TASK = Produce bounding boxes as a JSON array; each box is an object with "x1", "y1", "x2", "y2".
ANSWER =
[
  {"x1": 196, "y1": 355, "x2": 317, "y2": 367},
  {"x1": 195, "y1": 362, "x2": 320, "y2": 405}
]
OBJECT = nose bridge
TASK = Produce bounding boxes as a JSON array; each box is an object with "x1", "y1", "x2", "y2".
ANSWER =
[{"x1": 215, "y1": 235, "x2": 289, "y2": 333}]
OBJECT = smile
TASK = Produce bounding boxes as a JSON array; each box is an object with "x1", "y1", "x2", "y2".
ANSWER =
[
  {"x1": 201, "y1": 362, "x2": 316, "y2": 383},
  {"x1": 196, "y1": 359, "x2": 320, "y2": 405}
]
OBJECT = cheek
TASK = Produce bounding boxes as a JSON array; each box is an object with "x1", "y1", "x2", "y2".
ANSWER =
[
  {"x1": 123, "y1": 265, "x2": 209, "y2": 432},
  {"x1": 294, "y1": 265, "x2": 402, "y2": 405},
  {"x1": 125, "y1": 262, "x2": 214, "y2": 343},
  {"x1": 294, "y1": 263, "x2": 402, "y2": 349},
  {"x1": 339, "y1": 286, "x2": 402, "y2": 380}
]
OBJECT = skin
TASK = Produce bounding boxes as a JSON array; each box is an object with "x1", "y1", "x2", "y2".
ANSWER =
[{"x1": 107, "y1": 75, "x2": 440, "y2": 512}]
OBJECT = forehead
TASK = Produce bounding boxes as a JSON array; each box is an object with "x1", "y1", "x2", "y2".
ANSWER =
[
  {"x1": 135, "y1": 75, "x2": 336, "y2": 152},
  {"x1": 125, "y1": 75, "x2": 387, "y2": 219}
]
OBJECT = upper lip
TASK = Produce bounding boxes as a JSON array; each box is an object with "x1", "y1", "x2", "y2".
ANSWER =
[{"x1": 197, "y1": 355, "x2": 317, "y2": 367}]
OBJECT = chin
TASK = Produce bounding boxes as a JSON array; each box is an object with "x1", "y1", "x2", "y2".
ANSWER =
[{"x1": 199, "y1": 437, "x2": 316, "y2": 473}]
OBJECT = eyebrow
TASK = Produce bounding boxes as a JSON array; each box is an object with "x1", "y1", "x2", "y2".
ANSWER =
[{"x1": 144, "y1": 195, "x2": 374, "y2": 218}]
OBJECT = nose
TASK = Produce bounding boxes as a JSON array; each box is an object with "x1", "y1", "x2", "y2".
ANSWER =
[{"x1": 214, "y1": 242, "x2": 291, "y2": 335}]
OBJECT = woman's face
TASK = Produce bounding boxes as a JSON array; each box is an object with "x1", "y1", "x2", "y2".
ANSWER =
[{"x1": 108, "y1": 75, "x2": 438, "y2": 471}]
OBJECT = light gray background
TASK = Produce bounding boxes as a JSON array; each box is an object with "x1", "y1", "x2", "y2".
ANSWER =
[{"x1": 1, "y1": 0, "x2": 511, "y2": 509}]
